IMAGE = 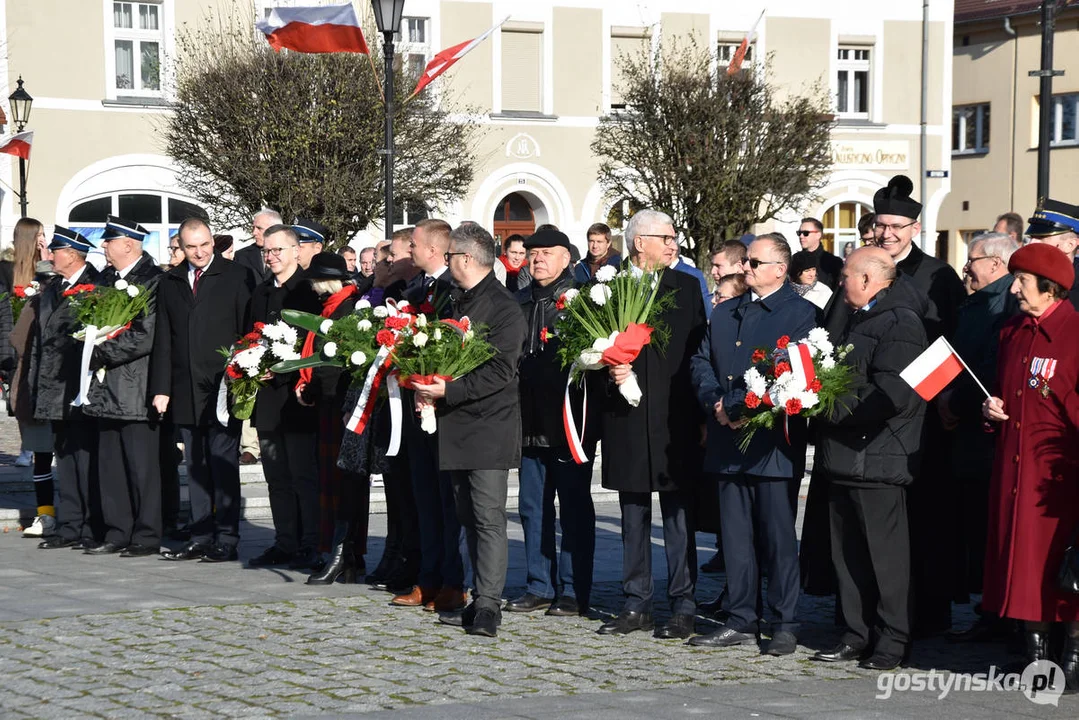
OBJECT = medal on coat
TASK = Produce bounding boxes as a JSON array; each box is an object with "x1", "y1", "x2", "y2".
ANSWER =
[{"x1": 1029, "y1": 357, "x2": 1057, "y2": 398}]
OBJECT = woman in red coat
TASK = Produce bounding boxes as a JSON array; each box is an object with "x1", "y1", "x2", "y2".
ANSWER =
[{"x1": 983, "y1": 243, "x2": 1079, "y2": 690}]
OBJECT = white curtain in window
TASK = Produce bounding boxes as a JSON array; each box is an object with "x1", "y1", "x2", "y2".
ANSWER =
[
  {"x1": 115, "y1": 40, "x2": 134, "y2": 89},
  {"x1": 114, "y1": 2, "x2": 132, "y2": 28},
  {"x1": 140, "y1": 3, "x2": 159, "y2": 31}
]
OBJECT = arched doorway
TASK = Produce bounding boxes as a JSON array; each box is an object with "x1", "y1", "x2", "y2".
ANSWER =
[
  {"x1": 821, "y1": 200, "x2": 872, "y2": 257},
  {"x1": 492, "y1": 192, "x2": 536, "y2": 246}
]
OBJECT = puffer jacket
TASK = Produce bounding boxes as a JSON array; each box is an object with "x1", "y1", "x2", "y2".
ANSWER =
[{"x1": 816, "y1": 274, "x2": 929, "y2": 487}]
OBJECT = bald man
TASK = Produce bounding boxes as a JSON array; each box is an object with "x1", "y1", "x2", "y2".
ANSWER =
[{"x1": 810, "y1": 246, "x2": 928, "y2": 671}]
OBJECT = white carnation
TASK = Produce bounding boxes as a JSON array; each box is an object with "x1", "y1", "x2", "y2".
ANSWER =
[
  {"x1": 807, "y1": 327, "x2": 830, "y2": 348},
  {"x1": 562, "y1": 288, "x2": 580, "y2": 304},
  {"x1": 821, "y1": 355, "x2": 836, "y2": 370},
  {"x1": 323, "y1": 341, "x2": 338, "y2": 358},
  {"x1": 271, "y1": 341, "x2": 300, "y2": 361},
  {"x1": 594, "y1": 265, "x2": 617, "y2": 282},
  {"x1": 357, "y1": 299, "x2": 372, "y2": 310},
  {"x1": 281, "y1": 326, "x2": 298, "y2": 346},
  {"x1": 126, "y1": 285, "x2": 139, "y2": 298},
  {"x1": 589, "y1": 284, "x2": 612, "y2": 306},
  {"x1": 114, "y1": 279, "x2": 129, "y2": 291},
  {"x1": 744, "y1": 367, "x2": 768, "y2": 396},
  {"x1": 358, "y1": 319, "x2": 372, "y2": 331},
  {"x1": 433, "y1": 328, "x2": 442, "y2": 341},
  {"x1": 413, "y1": 332, "x2": 429, "y2": 348},
  {"x1": 319, "y1": 319, "x2": 333, "y2": 334},
  {"x1": 373, "y1": 306, "x2": 389, "y2": 318},
  {"x1": 350, "y1": 351, "x2": 367, "y2": 366},
  {"x1": 813, "y1": 339, "x2": 834, "y2": 358},
  {"x1": 23, "y1": 286, "x2": 36, "y2": 297},
  {"x1": 261, "y1": 323, "x2": 283, "y2": 341},
  {"x1": 798, "y1": 390, "x2": 820, "y2": 410},
  {"x1": 234, "y1": 346, "x2": 264, "y2": 371},
  {"x1": 416, "y1": 314, "x2": 428, "y2": 328}
]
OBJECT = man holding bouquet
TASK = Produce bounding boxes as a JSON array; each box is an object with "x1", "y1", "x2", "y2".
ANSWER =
[{"x1": 688, "y1": 234, "x2": 816, "y2": 655}]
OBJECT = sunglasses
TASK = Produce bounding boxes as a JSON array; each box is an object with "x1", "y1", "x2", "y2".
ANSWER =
[
  {"x1": 744, "y1": 258, "x2": 783, "y2": 269},
  {"x1": 795, "y1": 230, "x2": 816, "y2": 237}
]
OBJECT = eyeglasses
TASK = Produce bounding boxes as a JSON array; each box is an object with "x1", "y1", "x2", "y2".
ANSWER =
[
  {"x1": 964, "y1": 255, "x2": 998, "y2": 266},
  {"x1": 169, "y1": 246, "x2": 182, "y2": 253},
  {"x1": 744, "y1": 258, "x2": 783, "y2": 269},
  {"x1": 795, "y1": 230, "x2": 817, "y2": 237},
  {"x1": 261, "y1": 247, "x2": 292, "y2": 257},
  {"x1": 873, "y1": 221, "x2": 917, "y2": 234},
  {"x1": 638, "y1": 234, "x2": 678, "y2": 246},
  {"x1": 444, "y1": 251, "x2": 469, "y2": 262}
]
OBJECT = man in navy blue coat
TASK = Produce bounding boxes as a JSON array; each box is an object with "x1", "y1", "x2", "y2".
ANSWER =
[{"x1": 688, "y1": 233, "x2": 816, "y2": 656}]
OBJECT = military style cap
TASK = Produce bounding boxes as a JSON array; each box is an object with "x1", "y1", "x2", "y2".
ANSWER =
[
  {"x1": 293, "y1": 218, "x2": 328, "y2": 244},
  {"x1": 48, "y1": 226, "x2": 94, "y2": 253},
  {"x1": 102, "y1": 214, "x2": 149, "y2": 242},
  {"x1": 873, "y1": 175, "x2": 922, "y2": 220},
  {"x1": 1026, "y1": 198, "x2": 1079, "y2": 238}
]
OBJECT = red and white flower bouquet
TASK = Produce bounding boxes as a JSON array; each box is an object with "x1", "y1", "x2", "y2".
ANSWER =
[{"x1": 217, "y1": 320, "x2": 301, "y2": 420}]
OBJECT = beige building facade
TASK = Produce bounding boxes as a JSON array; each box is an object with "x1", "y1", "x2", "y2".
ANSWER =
[{"x1": 1, "y1": 0, "x2": 954, "y2": 264}]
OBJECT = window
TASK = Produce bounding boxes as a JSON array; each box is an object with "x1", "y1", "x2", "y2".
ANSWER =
[
  {"x1": 112, "y1": 1, "x2": 164, "y2": 95},
  {"x1": 952, "y1": 104, "x2": 990, "y2": 154},
  {"x1": 395, "y1": 16, "x2": 430, "y2": 82},
  {"x1": 718, "y1": 42, "x2": 754, "y2": 70},
  {"x1": 68, "y1": 192, "x2": 206, "y2": 264},
  {"x1": 821, "y1": 200, "x2": 873, "y2": 254},
  {"x1": 1051, "y1": 93, "x2": 1079, "y2": 146},
  {"x1": 836, "y1": 47, "x2": 871, "y2": 119},
  {"x1": 391, "y1": 199, "x2": 430, "y2": 226},
  {"x1": 501, "y1": 29, "x2": 543, "y2": 113},
  {"x1": 610, "y1": 30, "x2": 650, "y2": 110}
]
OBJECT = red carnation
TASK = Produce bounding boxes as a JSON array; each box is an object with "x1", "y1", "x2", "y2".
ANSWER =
[
  {"x1": 809, "y1": 378, "x2": 822, "y2": 392},
  {"x1": 376, "y1": 329, "x2": 396, "y2": 347},
  {"x1": 539, "y1": 327, "x2": 550, "y2": 344},
  {"x1": 776, "y1": 335, "x2": 790, "y2": 350},
  {"x1": 62, "y1": 287, "x2": 78, "y2": 297},
  {"x1": 13, "y1": 286, "x2": 26, "y2": 298},
  {"x1": 420, "y1": 302, "x2": 436, "y2": 314},
  {"x1": 745, "y1": 391, "x2": 761, "y2": 409},
  {"x1": 784, "y1": 398, "x2": 803, "y2": 415},
  {"x1": 774, "y1": 361, "x2": 792, "y2": 378},
  {"x1": 226, "y1": 364, "x2": 242, "y2": 380},
  {"x1": 751, "y1": 348, "x2": 766, "y2": 363},
  {"x1": 253, "y1": 322, "x2": 266, "y2": 331},
  {"x1": 556, "y1": 295, "x2": 567, "y2": 311},
  {"x1": 243, "y1": 332, "x2": 260, "y2": 342},
  {"x1": 385, "y1": 316, "x2": 410, "y2": 331}
]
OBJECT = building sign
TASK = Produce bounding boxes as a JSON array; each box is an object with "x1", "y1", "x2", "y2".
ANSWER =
[
  {"x1": 829, "y1": 140, "x2": 910, "y2": 170},
  {"x1": 506, "y1": 133, "x2": 541, "y2": 159}
]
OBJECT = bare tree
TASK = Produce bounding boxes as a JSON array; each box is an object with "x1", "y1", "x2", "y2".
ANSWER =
[
  {"x1": 593, "y1": 37, "x2": 834, "y2": 265},
  {"x1": 163, "y1": 9, "x2": 480, "y2": 247}
]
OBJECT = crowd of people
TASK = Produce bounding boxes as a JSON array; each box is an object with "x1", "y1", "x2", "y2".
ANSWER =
[{"x1": 4, "y1": 173, "x2": 1079, "y2": 686}]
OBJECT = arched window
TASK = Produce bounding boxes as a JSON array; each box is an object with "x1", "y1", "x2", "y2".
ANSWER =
[
  {"x1": 821, "y1": 200, "x2": 872, "y2": 256},
  {"x1": 492, "y1": 192, "x2": 536, "y2": 245},
  {"x1": 68, "y1": 192, "x2": 207, "y2": 264}
]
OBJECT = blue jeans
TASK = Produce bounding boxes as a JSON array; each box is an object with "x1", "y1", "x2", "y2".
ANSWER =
[
  {"x1": 518, "y1": 448, "x2": 596, "y2": 604},
  {"x1": 409, "y1": 425, "x2": 467, "y2": 589}
]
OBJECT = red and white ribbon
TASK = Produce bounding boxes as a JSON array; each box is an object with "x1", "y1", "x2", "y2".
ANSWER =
[
  {"x1": 787, "y1": 342, "x2": 817, "y2": 391},
  {"x1": 385, "y1": 373, "x2": 402, "y2": 456},
  {"x1": 346, "y1": 344, "x2": 394, "y2": 435},
  {"x1": 562, "y1": 366, "x2": 589, "y2": 464}
]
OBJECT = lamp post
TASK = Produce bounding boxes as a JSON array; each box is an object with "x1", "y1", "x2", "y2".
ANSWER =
[
  {"x1": 371, "y1": 0, "x2": 406, "y2": 240},
  {"x1": 8, "y1": 76, "x2": 33, "y2": 218}
]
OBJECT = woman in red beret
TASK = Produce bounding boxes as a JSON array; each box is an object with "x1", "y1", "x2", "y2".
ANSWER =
[{"x1": 982, "y1": 243, "x2": 1079, "y2": 690}]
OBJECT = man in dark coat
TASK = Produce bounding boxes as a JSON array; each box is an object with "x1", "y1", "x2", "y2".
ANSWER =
[
  {"x1": 233, "y1": 209, "x2": 278, "y2": 283},
  {"x1": 1023, "y1": 197, "x2": 1079, "y2": 311},
  {"x1": 413, "y1": 223, "x2": 526, "y2": 638},
  {"x1": 506, "y1": 228, "x2": 596, "y2": 618},
  {"x1": 688, "y1": 235, "x2": 816, "y2": 655},
  {"x1": 153, "y1": 217, "x2": 251, "y2": 562},
  {"x1": 247, "y1": 225, "x2": 323, "y2": 570},
  {"x1": 797, "y1": 217, "x2": 844, "y2": 291},
  {"x1": 593, "y1": 209, "x2": 707, "y2": 640},
  {"x1": 82, "y1": 216, "x2": 164, "y2": 556},
  {"x1": 32, "y1": 227, "x2": 102, "y2": 550},
  {"x1": 811, "y1": 247, "x2": 928, "y2": 671}
]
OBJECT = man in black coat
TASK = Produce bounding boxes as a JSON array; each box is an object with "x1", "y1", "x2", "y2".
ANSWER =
[
  {"x1": 152, "y1": 217, "x2": 251, "y2": 562},
  {"x1": 811, "y1": 247, "x2": 928, "y2": 671},
  {"x1": 413, "y1": 223, "x2": 526, "y2": 638},
  {"x1": 594, "y1": 210, "x2": 707, "y2": 640},
  {"x1": 82, "y1": 216, "x2": 164, "y2": 556},
  {"x1": 32, "y1": 227, "x2": 102, "y2": 550},
  {"x1": 247, "y1": 225, "x2": 323, "y2": 570},
  {"x1": 233, "y1": 209, "x2": 278, "y2": 284},
  {"x1": 796, "y1": 218, "x2": 844, "y2": 291},
  {"x1": 506, "y1": 229, "x2": 596, "y2": 618}
]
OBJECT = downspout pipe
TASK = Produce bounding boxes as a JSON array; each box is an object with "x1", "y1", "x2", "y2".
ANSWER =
[{"x1": 920, "y1": 0, "x2": 929, "y2": 251}]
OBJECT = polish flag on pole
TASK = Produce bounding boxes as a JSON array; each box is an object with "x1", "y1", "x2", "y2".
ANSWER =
[
  {"x1": 257, "y1": 4, "x2": 369, "y2": 54},
  {"x1": 727, "y1": 9, "x2": 765, "y2": 75},
  {"x1": 409, "y1": 16, "x2": 510, "y2": 99},
  {"x1": 0, "y1": 131, "x2": 33, "y2": 160},
  {"x1": 900, "y1": 336, "x2": 966, "y2": 401}
]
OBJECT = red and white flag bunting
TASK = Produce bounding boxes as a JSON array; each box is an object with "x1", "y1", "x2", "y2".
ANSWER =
[
  {"x1": 0, "y1": 131, "x2": 33, "y2": 160},
  {"x1": 900, "y1": 336, "x2": 964, "y2": 401},
  {"x1": 409, "y1": 16, "x2": 510, "y2": 98},
  {"x1": 257, "y1": 4, "x2": 369, "y2": 55},
  {"x1": 727, "y1": 9, "x2": 765, "y2": 76}
]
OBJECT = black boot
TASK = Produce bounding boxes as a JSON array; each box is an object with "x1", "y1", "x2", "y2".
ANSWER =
[
  {"x1": 1063, "y1": 635, "x2": 1079, "y2": 694},
  {"x1": 366, "y1": 540, "x2": 400, "y2": 588},
  {"x1": 307, "y1": 523, "x2": 358, "y2": 585},
  {"x1": 1024, "y1": 629, "x2": 1050, "y2": 665}
]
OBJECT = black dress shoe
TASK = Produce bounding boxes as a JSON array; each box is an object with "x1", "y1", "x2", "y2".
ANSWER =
[
  {"x1": 859, "y1": 651, "x2": 903, "y2": 671},
  {"x1": 762, "y1": 631, "x2": 798, "y2": 656},
  {"x1": 73, "y1": 538, "x2": 100, "y2": 551},
  {"x1": 700, "y1": 551, "x2": 725, "y2": 574},
  {"x1": 288, "y1": 547, "x2": 320, "y2": 570},
  {"x1": 812, "y1": 642, "x2": 865, "y2": 662},
  {"x1": 85, "y1": 541, "x2": 126, "y2": 555},
  {"x1": 597, "y1": 610, "x2": 654, "y2": 635},
  {"x1": 655, "y1": 613, "x2": 696, "y2": 640},
  {"x1": 545, "y1": 596, "x2": 581, "y2": 617},
  {"x1": 38, "y1": 536, "x2": 78, "y2": 550},
  {"x1": 438, "y1": 602, "x2": 477, "y2": 628},
  {"x1": 121, "y1": 544, "x2": 160, "y2": 558},
  {"x1": 466, "y1": 607, "x2": 501, "y2": 637},
  {"x1": 201, "y1": 543, "x2": 239, "y2": 563},
  {"x1": 688, "y1": 626, "x2": 757, "y2": 647},
  {"x1": 161, "y1": 541, "x2": 210, "y2": 561},
  {"x1": 505, "y1": 592, "x2": 555, "y2": 613},
  {"x1": 248, "y1": 545, "x2": 293, "y2": 567}
]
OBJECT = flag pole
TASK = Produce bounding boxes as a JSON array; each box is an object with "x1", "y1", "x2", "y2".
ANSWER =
[
  {"x1": 367, "y1": 49, "x2": 385, "y2": 105},
  {"x1": 944, "y1": 338, "x2": 992, "y2": 400}
]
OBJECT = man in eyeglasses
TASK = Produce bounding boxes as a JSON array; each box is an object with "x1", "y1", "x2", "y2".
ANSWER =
[{"x1": 796, "y1": 218, "x2": 843, "y2": 291}]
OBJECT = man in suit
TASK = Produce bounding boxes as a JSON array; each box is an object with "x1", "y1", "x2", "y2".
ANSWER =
[
  {"x1": 796, "y1": 218, "x2": 844, "y2": 291},
  {"x1": 247, "y1": 225, "x2": 323, "y2": 570},
  {"x1": 688, "y1": 235, "x2": 816, "y2": 655},
  {"x1": 153, "y1": 217, "x2": 251, "y2": 562},
  {"x1": 390, "y1": 218, "x2": 468, "y2": 611},
  {"x1": 293, "y1": 218, "x2": 326, "y2": 271},
  {"x1": 233, "y1": 208, "x2": 279, "y2": 283},
  {"x1": 83, "y1": 216, "x2": 164, "y2": 557},
  {"x1": 33, "y1": 228, "x2": 102, "y2": 550},
  {"x1": 594, "y1": 209, "x2": 708, "y2": 640}
]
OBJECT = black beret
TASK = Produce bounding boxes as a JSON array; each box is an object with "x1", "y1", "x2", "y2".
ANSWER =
[{"x1": 524, "y1": 228, "x2": 572, "y2": 251}]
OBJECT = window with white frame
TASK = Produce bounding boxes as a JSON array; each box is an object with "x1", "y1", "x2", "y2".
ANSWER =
[
  {"x1": 395, "y1": 16, "x2": 431, "y2": 81},
  {"x1": 836, "y1": 47, "x2": 871, "y2": 119},
  {"x1": 1050, "y1": 93, "x2": 1079, "y2": 145},
  {"x1": 111, "y1": 1, "x2": 164, "y2": 95},
  {"x1": 718, "y1": 42, "x2": 754, "y2": 70},
  {"x1": 952, "y1": 103, "x2": 990, "y2": 154}
]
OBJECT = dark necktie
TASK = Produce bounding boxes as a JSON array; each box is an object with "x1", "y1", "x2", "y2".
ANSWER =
[{"x1": 193, "y1": 268, "x2": 203, "y2": 296}]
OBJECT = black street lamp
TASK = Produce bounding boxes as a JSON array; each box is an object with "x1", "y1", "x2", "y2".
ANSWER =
[
  {"x1": 8, "y1": 76, "x2": 33, "y2": 218},
  {"x1": 372, "y1": 0, "x2": 406, "y2": 240}
]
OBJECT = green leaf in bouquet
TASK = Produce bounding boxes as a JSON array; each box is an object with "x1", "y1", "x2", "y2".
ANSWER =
[
  {"x1": 270, "y1": 354, "x2": 343, "y2": 374},
  {"x1": 280, "y1": 309, "x2": 330, "y2": 335}
]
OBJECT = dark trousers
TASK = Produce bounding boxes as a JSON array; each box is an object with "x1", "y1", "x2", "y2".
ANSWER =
[
  {"x1": 450, "y1": 469, "x2": 509, "y2": 612},
  {"x1": 409, "y1": 427, "x2": 466, "y2": 590},
  {"x1": 910, "y1": 423, "x2": 955, "y2": 632},
  {"x1": 717, "y1": 473, "x2": 800, "y2": 634},
  {"x1": 382, "y1": 452, "x2": 420, "y2": 567},
  {"x1": 519, "y1": 449, "x2": 596, "y2": 605},
  {"x1": 159, "y1": 420, "x2": 183, "y2": 531},
  {"x1": 829, "y1": 483, "x2": 912, "y2": 656},
  {"x1": 52, "y1": 416, "x2": 100, "y2": 543},
  {"x1": 259, "y1": 429, "x2": 319, "y2": 554},
  {"x1": 98, "y1": 420, "x2": 161, "y2": 546},
  {"x1": 180, "y1": 422, "x2": 241, "y2": 547},
  {"x1": 618, "y1": 489, "x2": 695, "y2": 616}
]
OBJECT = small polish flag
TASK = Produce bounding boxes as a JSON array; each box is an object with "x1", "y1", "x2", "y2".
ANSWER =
[
  {"x1": 0, "y1": 131, "x2": 33, "y2": 160},
  {"x1": 900, "y1": 336, "x2": 964, "y2": 401},
  {"x1": 257, "y1": 4, "x2": 369, "y2": 55},
  {"x1": 409, "y1": 16, "x2": 510, "y2": 99}
]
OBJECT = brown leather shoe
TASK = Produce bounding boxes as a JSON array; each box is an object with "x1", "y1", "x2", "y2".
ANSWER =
[
  {"x1": 428, "y1": 586, "x2": 468, "y2": 612},
  {"x1": 390, "y1": 585, "x2": 438, "y2": 607}
]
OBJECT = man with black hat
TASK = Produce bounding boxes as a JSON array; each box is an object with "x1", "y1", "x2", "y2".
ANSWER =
[
  {"x1": 81, "y1": 216, "x2": 164, "y2": 556},
  {"x1": 506, "y1": 228, "x2": 596, "y2": 618},
  {"x1": 293, "y1": 218, "x2": 327, "y2": 271},
  {"x1": 31, "y1": 227, "x2": 102, "y2": 550},
  {"x1": 1025, "y1": 198, "x2": 1079, "y2": 310}
]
